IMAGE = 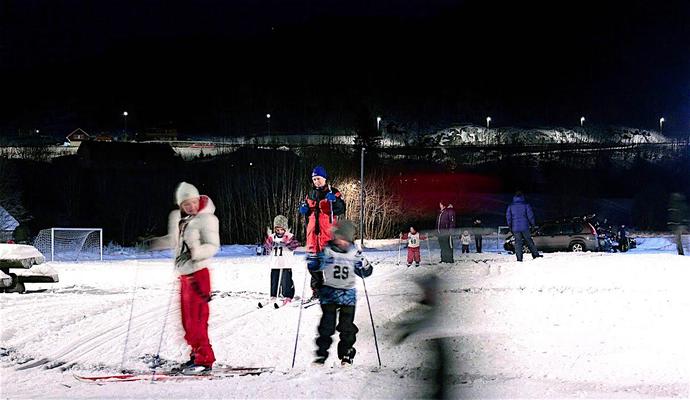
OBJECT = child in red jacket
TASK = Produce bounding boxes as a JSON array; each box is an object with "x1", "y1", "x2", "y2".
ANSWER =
[{"x1": 401, "y1": 226, "x2": 426, "y2": 267}]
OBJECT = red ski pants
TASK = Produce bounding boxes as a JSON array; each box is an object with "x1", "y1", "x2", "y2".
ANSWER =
[
  {"x1": 407, "y1": 247, "x2": 421, "y2": 264},
  {"x1": 180, "y1": 268, "x2": 215, "y2": 367}
]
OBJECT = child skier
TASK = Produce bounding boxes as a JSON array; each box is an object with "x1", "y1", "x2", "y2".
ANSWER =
[
  {"x1": 263, "y1": 215, "x2": 300, "y2": 306},
  {"x1": 401, "y1": 226, "x2": 426, "y2": 267},
  {"x1": 307, "y1": 220, "x2": 373, "y2": 366},
  {"x1": 460, "y1": 230, "x2": 471, "y2": 254}
]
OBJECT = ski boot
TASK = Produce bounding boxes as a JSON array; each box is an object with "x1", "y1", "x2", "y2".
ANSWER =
[
  {"x1": 313, "y1": 356, "x2": 327, "y2": 365},
  {"x1": 171, "y1": 354, "x2": 195, "y2": 374},
  {"x1": 340, "y1": 348, "x2": 356, "y2": 366},
  {"x1": 181, "y1": 364, "x2": 212, "y2": 375}
]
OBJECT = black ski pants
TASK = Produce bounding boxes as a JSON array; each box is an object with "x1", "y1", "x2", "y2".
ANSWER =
[
  {"x1": 475, "y1": 235, "x2": 483, "y2": 253},
  {"x1": 438, "y1": 234, "x2": 454, "y2": 262},
  {"x1": 270, "y1": 269, "x2": 295, "y2": 298},
  {"x1": 316, "y1": 304, "x2": 358, "y2": 360}
]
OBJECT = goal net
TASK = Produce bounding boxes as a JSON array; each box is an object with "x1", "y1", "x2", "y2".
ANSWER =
[{"x1": 33, "y1": 228, "x2": 103, "y2": 262}]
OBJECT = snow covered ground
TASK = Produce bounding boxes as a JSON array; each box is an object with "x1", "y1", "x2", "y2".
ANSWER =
[{"x1": 1, "y1": 236, "x2": 689, "y2": 399}]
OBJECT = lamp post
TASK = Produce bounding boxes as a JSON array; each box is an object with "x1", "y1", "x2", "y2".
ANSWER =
[
  {"x1": 360, "y1": 147, "x2": 365, "y2": 248},
  {"x1": 376, "y1": 116, "x2": 382, "y2": 132},
  {"x1": 486, "y1": 116, "x2": 491, "y2": 129},
  {"x1": 580, "y1": 116, "x2": 585, "y2": 127},
  {"x1": 659, "y1": 117, "x2": 665, "y2": 133},
  {"x1": 123, "y1": 111, "x2": 128, "y2": 137},
  {"x1": 266, "y1": 113, "x2": 271, "y2": 136}
]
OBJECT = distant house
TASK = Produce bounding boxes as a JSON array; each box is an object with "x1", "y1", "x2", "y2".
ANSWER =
[
  {"x1": 0, "y1": 206, "x2": 19, "y2": 242},
  {"x1": 66, "y1": 128, "x2": 91, "y2": 147},
  {"x1": 94, "y1": 134, "x2": 113, "y2": 142}
]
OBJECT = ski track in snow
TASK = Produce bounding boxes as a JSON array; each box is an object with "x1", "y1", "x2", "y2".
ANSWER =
[{"x1": 2, "y1": 244, "x2": 690, "y2": 399}]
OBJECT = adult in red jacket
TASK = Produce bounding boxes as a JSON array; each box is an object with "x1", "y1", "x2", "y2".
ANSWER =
[{"x1": 299, "y1": 166, "x2": 346, "y2": 295}]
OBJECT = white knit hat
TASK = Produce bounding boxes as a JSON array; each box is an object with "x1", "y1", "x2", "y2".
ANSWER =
[{"x1": 175, "y1": 182, "x2": 200, "y2": 206}]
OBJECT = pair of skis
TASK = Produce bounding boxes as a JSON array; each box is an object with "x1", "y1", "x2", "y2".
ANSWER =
[
  {"x1": 257, "y1": 296, "x2": 301, "y2": 309},
  {"x1": 74, "y1": 366, "x2": 275, "y2": 383}
]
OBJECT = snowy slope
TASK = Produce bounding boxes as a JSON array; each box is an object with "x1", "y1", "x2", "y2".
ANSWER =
[{"x1": 1, "y1": 239, "x2": 689, "y2": 399}]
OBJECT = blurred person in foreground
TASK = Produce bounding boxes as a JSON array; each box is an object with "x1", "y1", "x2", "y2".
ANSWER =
[
  {"x1": 152, "y1": 182, "x2": 220, "y2": 375},
  {"x1": 394, "y1": 274, "x2": 452, "y2": 399},
  {"x1": 668, "y1": 193, "x2": 689, "y2": 256}
]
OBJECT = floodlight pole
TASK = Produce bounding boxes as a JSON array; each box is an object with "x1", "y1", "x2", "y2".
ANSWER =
[{"x1": 360, "y1": 147, "x2": 365, "y2": 248}]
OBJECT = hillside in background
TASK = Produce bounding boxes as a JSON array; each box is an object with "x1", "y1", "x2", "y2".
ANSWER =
[{"x1": 412, "y1": 125, "x2": 671, "y2": 147}]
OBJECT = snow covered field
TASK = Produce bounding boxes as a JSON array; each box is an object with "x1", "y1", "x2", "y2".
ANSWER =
[{"x1": 1, "y1": 237, "x2": 689, "y2": 399}]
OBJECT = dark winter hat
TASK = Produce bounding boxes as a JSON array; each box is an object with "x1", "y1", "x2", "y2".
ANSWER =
[
  {"x1": 311, "y1": 165, "x2": 328, "y2": 180},
  {"x1": 332, "y1": 220, "x2": 356, "y2": 242}
]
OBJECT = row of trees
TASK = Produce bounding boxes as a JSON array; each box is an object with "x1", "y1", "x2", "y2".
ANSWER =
[{"x1": 0, "y1": 142, "x2": 688, "y2": 246}]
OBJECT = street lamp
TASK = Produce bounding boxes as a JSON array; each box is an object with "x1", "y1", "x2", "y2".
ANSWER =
[
  {"x1": 580, "y1": 116, "x2": 585, "y2": 127},
  {"x1": 266, "y1": 113, "x2": 271, "y2": 135},
  {"x1": 376, "y1": 116, "x2": 382, "y2": 132},
  {"x1": 659, "y1": 117, "x2": 665, "y2": 133},
  {"x1": 123, "y1": 111, "x2": 128, "y2": 137},
  {"x1": 486, "y1": 116, "x2": 491, "y2": 129}
]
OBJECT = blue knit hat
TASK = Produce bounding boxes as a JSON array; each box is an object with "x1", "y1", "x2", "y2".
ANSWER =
[{"x1": 311, "y1": 165, "x2": 328, "y2": 179}]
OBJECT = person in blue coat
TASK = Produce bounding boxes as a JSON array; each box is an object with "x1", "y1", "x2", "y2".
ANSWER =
[{"x1": 506, "y1": 191, "x2": 542, "y2": 261}]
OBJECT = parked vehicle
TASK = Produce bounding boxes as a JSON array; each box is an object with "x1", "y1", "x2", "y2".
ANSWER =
[{"x1": 504, "y1": 216, "x2": 603, "y2": 253}]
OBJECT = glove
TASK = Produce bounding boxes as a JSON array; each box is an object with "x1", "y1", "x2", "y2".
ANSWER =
[
  {"x1": 306, "y1": 254, "x2": 321, "y2": 271},
  {"x1": 326, "y1": 192, "x2": 337, "y2": 202},
  {"x1": 175, "y1": 251, "x2": 191, "y2": 265},
  {"x1": 299, "y1": 202, "x2": 309, "y2": 215}
]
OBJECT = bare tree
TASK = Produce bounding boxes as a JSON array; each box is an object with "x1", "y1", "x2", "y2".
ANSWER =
[{"x1": 340, "y1": 172, "x2": 403, "y2": 240}]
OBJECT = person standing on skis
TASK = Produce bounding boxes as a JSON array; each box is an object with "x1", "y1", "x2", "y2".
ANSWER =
[
  {"x1": 263, "y1": 215, "x2": 300, "y2": 306},
  {"x1": 307, "y1": 220, "x2": 373, "y2": 366},
  {"x1": 164, "y1": 182, "x2": 220, "y2": 375},
  {"x1": 299, "y1": 165, "x2": 346, "y2": 300}
]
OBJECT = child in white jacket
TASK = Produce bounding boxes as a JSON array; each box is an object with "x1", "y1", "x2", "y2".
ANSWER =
[{"x1": 460, "y1": 230, "x2": 471, "y2": 254}]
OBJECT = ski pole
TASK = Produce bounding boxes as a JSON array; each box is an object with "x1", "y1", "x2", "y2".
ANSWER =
[
  {"x1": 425, "y1": 234, "x2": 433, "y2": 265},
  {"x1": 291, "y1": 266, "x2": 310, "y2": 368},
  {"x1": 361, "y1": 276, "x2": 381, "y2": 367},
  {"x1": 328, "y1": 184, "x2": 334, "y2": 223},
  {"x1": 151, "y1": 275, "x2": 177, "y2": 382},
  {"x1": 120, "y1": 261, "x2": 140, "y2": 371},
  {"x1": 275, "y1": 264, "x2": 284, "y2": 307},
  {"x1": 397, "y1": 234, "x2": 402, "y2": 265}
]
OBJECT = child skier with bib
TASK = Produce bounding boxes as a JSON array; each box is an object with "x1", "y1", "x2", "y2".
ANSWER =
[
  {"x1": 307, "y1": 220, "x2": 373, "y2": 366},
  {"x1": 263, "y1": 215, "x2": 300, "y2": 306},
  {"x1": 401, "y1": 226, "x2": 426, "y2": 267}
]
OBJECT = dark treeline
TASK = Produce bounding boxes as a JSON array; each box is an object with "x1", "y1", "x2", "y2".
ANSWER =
[{"x1": 1, "y1": 142, "x2": 688, "y2": 246}]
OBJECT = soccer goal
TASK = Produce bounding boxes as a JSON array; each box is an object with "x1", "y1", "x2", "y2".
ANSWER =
[{"x1": 33, "y1": 228, "x2": 103, "y2": 262}]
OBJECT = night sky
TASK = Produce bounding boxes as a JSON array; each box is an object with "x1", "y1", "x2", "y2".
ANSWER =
[{"x1": 2, "y1": 0, "x2": 689, "y2": 136}]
